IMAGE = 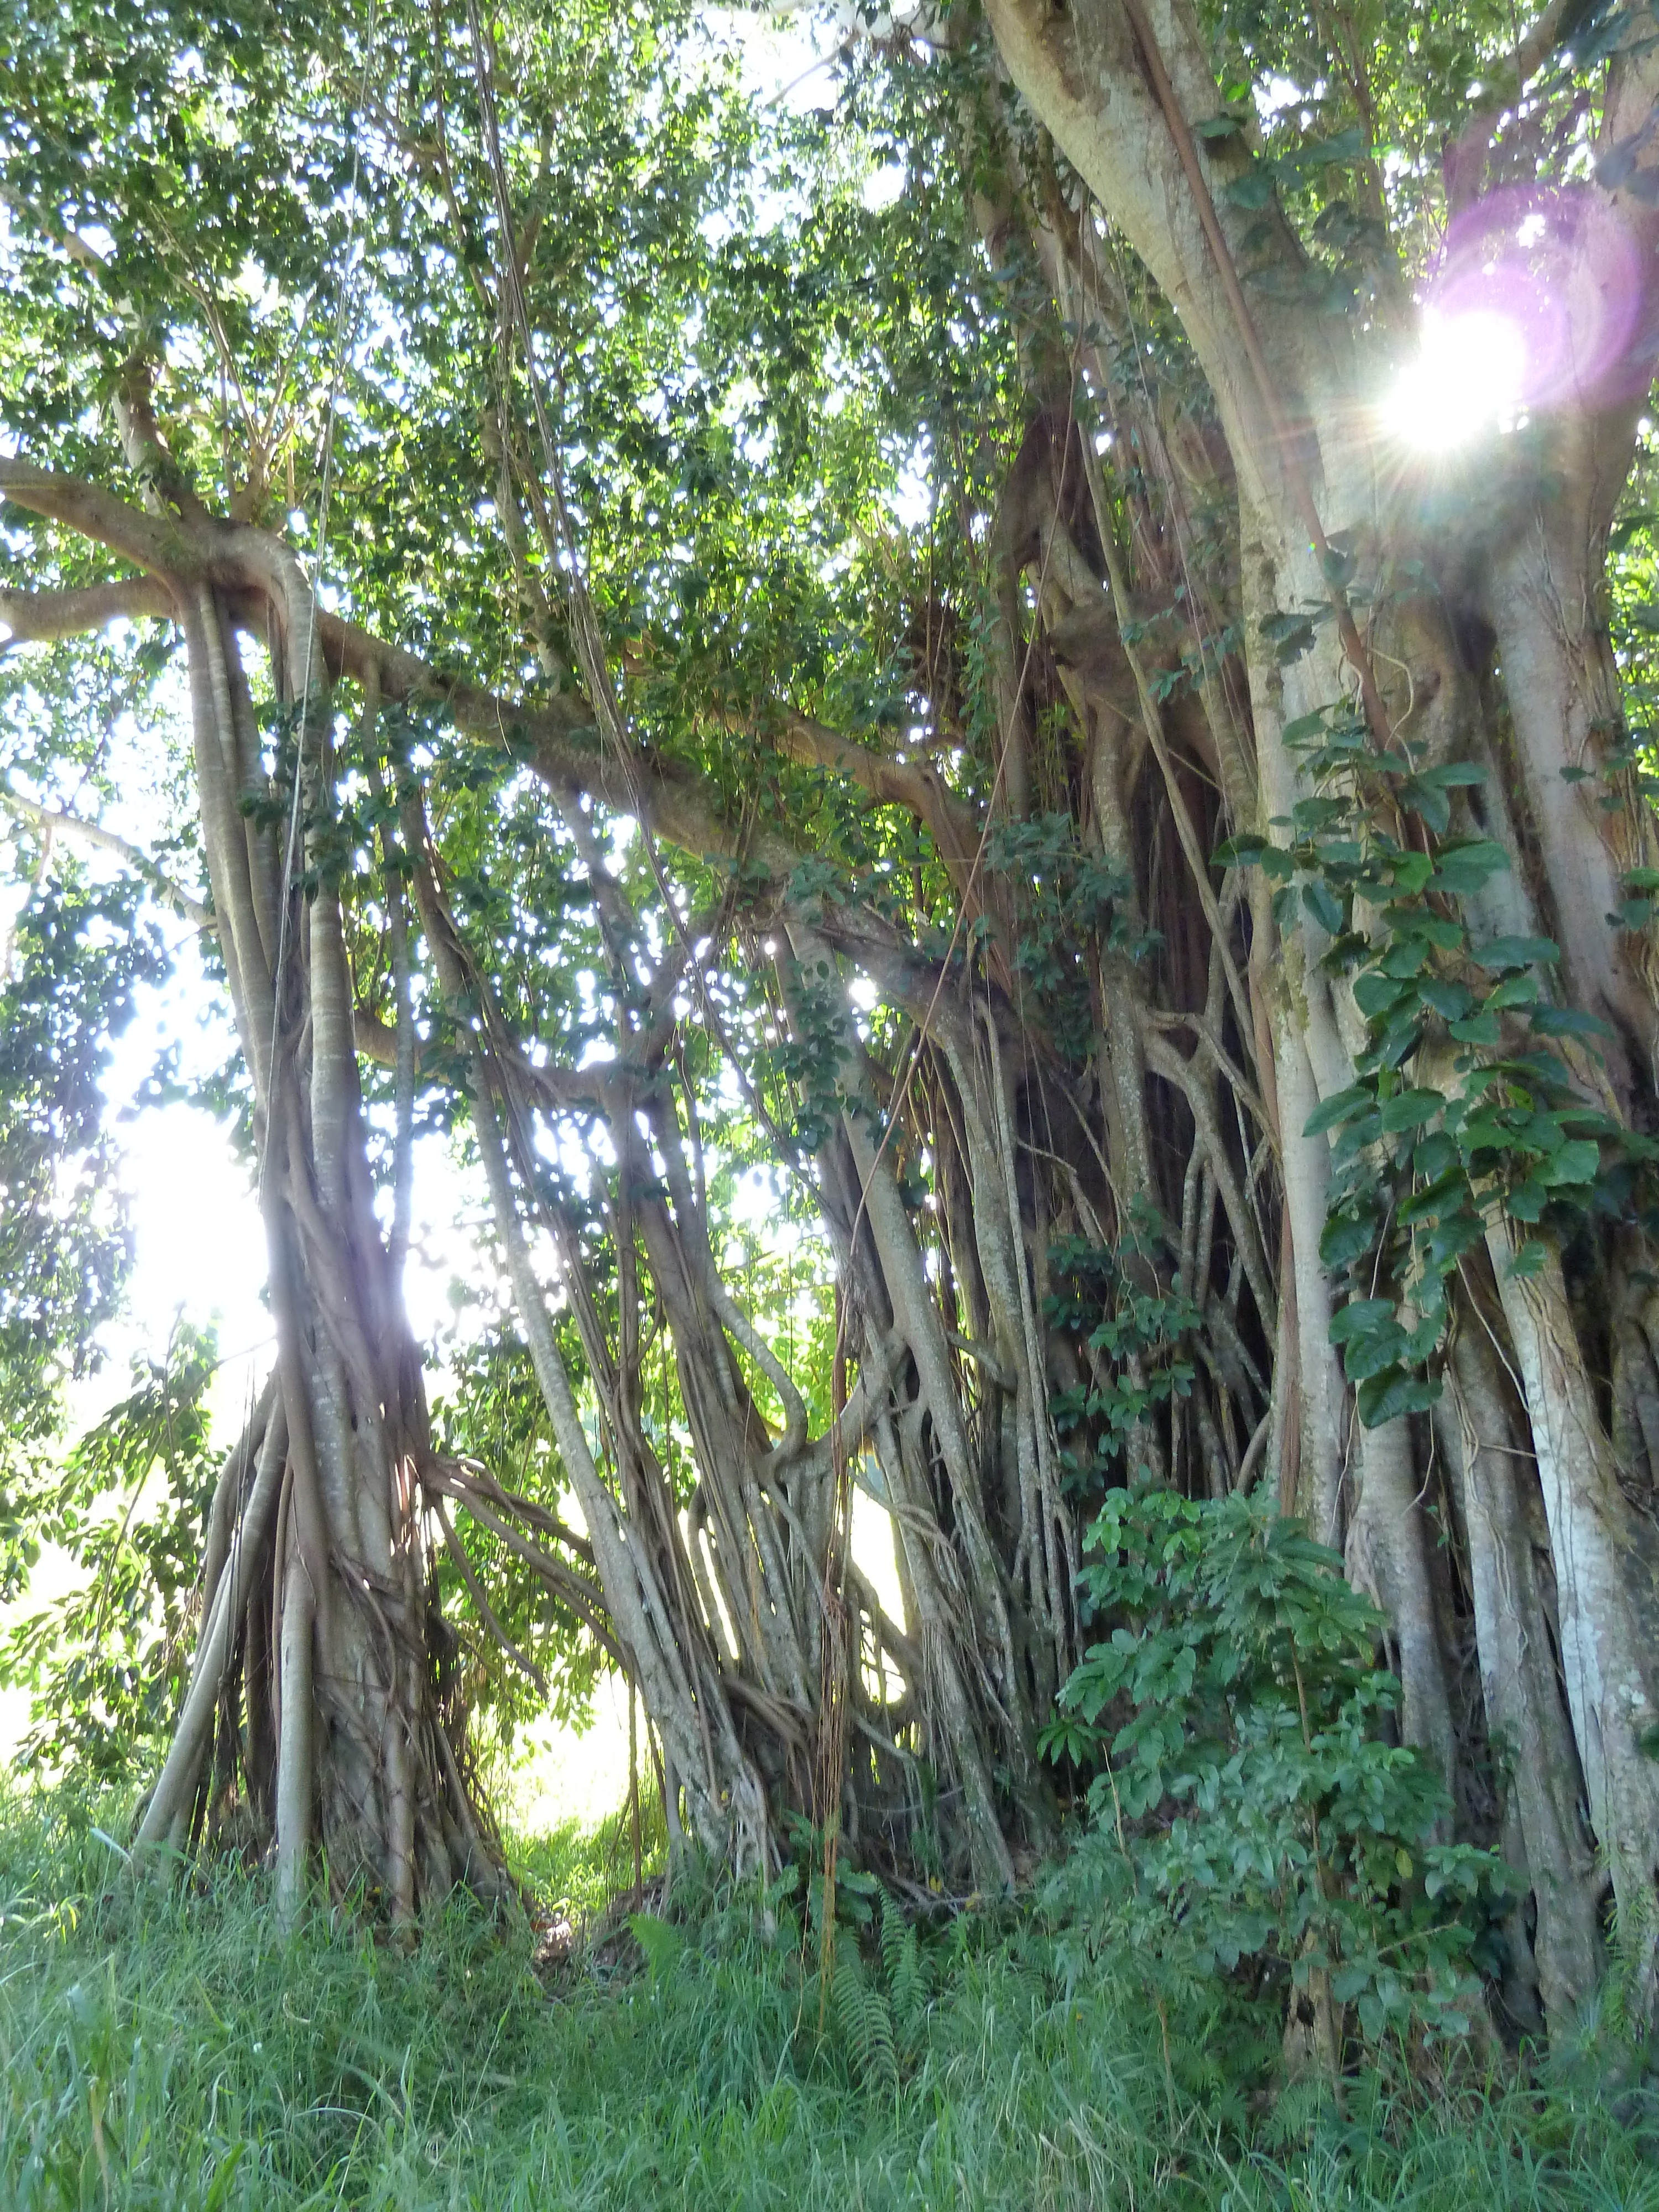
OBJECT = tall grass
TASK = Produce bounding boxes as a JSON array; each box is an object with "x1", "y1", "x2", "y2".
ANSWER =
[{"x1": 0, "y1": 1786, "x2": 1654, "y2": 2210}]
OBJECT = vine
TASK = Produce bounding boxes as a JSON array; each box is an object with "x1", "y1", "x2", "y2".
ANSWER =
[{"x1": 1220, "y1": 696, "x2": 1659, "y2": 1427}]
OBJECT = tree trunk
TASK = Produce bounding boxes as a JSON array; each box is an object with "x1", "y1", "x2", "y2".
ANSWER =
[
  {"x1": 20, "y1": 441, "x2": 517, "y2": 1912},
  {"x1": 977, "y1": 0, "x2": 1659, "y2": 2025}
]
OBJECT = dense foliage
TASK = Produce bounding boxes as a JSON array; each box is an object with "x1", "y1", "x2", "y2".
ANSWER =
[
  {"x1": 3, "y1": 0, "x2": 1659, "y2": 2094},
  {"x1": 0, "y1": 1327, "x2": 221, "y2": 1781},
  {"x1": 1045, "y1": 1487, "x2": 1511, "y2": 2058}
]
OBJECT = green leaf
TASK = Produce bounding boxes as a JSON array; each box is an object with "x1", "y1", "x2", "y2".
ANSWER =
[
  {"x1": 1385, "y1": 910, "x2": 1464, "y2": 952},
  {"x1": 1328, "y1": 1297, "x2": 1396, "y2": 1345},
  {"x1": 1412, "y1": 1131, "x2": 1460, "y2": 1182},
  {"x1": 1471, "y1": 935, "x2": 1559, "y2": 972},
  {"x1": 1386, "y1": 852, "x2": 1435, "y2": 896},
  {"x1": 1301, "y1": 879, "x2": 1344, "y2": 935},
  {"x1": 628, "y1": 1913, "x2": 685, "y2": 1984},
  {"x1": 1431, "y1": 841, "x2": 1511, "y2": 896},
  {"x1": 1417, "y1": 977, "x2": 1473, "y2": 1022},
  {"x1": 1321, "y1": 1212, "x2": 1380, "y2": 1266},
  {"x1": 1353, "y1": 970, "x2": 1407, "y2": 1020},
  {"x1": 1379, "y1": 1087, "x2": 1442, "y2": 1134},
  {"x1": 1304, "y1": 1083, "x2": 1371, "y2": 1136},
  {"x1": 1212, "y1": 831, "x2": 1268, "y2": 867},
  {"x1": 1528, "y1": 1004, "x2": 1613, "y2": 1040},
  {"x1": 1357, "y1": 1369, "x2": 1442, "y2": 1426},
  {"x1": 1292, "y1": 124, "x2": 1364, "y2": 169},
  {"x1": 1506, "y1": 1178, "x2": 1548, "y2": 1222},
  {"x1": 1223, "y1": 164, "x2": 1275, "y2": 210},
  {"x1": 1259, "y1": 845, "x2": 1296, "y2": 883},
  {"x1": 1399, "y1": 776, "x2": 1451, "y2": 834},
  {"x1": 1345, "y1": 1328, "x2": 1410, "y2": 1382},
  {"x1": 1261, "y1": 609, "x2": 1318, "y2": 661},
  {"x1": 1399, "y1": 765, "x2": 1494, "y2": 839},
  {"x1": 1281, "y1": 709, "x2": 1329, "y2": 745},
  {"x1": 1417, "y1": 762, "x2": 1489, "y2": 789},
  {"x1": 1537, "y1": 1138, "x2": 1599, "y2": 1186},
  {"x1": 1399, "y1": 1170, "x2": 1468, "y2": 1225}
]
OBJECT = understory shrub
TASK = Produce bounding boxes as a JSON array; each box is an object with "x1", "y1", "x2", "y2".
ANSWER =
[{"x1": 1042, "y1": 1482, "x2": 1514, "y2": 2063}]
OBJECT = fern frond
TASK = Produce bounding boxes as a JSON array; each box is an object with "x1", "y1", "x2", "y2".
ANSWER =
[
  {"x1": 892, "y1": 1923, "x2": 925, "y2": 2051},
  {"x1": 834, "y1": 1945, "x2": 899, "y2": 2095},
  {"x1": 879, "y1": 1885, "x2": 904, "y2": 1989}
]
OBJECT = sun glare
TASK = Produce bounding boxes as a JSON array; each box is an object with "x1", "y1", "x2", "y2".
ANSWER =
[{"x1": 1381, "y1": 307, "x2": 1529, "y2": 451}]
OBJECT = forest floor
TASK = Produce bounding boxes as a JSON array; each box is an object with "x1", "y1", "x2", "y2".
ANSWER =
[{"x1": 0, "y1": 1786, "x2": 1654, "y2": 2210}]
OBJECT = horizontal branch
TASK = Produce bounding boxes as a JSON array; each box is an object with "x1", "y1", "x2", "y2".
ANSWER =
[
  {"x1": 0, "y1": 781, "x2": 213, "y2": 927},
  {"x1": 770, "y1": 708, "x2": 984, "y2": 872},
  {"x1": 352, "y1": 1002, "x2": 429, "y2": 1075},
  {"x1": 0, "y1": 577, "x2": 175, "y2": 641},
  {"x1": 2, "y1": 457, "x2": 806, "y2": 887},
  {"x1": 0, "y1": 459, "x2": 200, "y2": 577},
  {"x1": 0, "y1": 184, "x2": 111, "y2": 273},
  {"x1": 0, "y1": 458, "x2": 1022, "y2": 1073}
]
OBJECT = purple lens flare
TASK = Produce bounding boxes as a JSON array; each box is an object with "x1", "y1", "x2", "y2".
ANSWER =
[{"x1": 1384, "y1": 185, "x2": 1647, "y2": 445}]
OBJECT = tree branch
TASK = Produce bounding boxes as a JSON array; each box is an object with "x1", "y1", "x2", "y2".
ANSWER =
[
  {"x1": 769, "y1": 708, "x2": 985, "y2": 873},
  {"x1": 0, "y1": 461, "x2": 818, "y2": 895},
  {"x1": 0, "y1": 460, "x2": 1020, "y2": 1048},
  {"x1": 0, "y1": 782, "x2": 213, "y2": 927},
  {"x1": 0, "y1": 577, "x2": 176, "y2": 641},
  {"x1": 0, "y1": 183, "x2": 112, "y2": 272},
  {"x1": 0, "y1": 460, "x2": 200, "y2": 577},
  {"x1": 1444, "y1": 0, "x2": 1599, "y2": 212}
]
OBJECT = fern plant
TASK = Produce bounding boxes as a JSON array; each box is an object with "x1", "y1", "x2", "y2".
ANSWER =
[
  {"x1": 832, "y1": 1943, "x2": 900, "y2": 2098},
  {"x1": 824, "y1": 1888, "x2": 938, "y2": 2099},
  {"x1": 879, "y1": 1889, "x2": 930, "y2": 2059}
]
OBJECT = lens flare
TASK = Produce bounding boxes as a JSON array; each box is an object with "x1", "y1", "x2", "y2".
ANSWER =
[
  {"x1": 1379, "y1": 186, "x2": 1641, "y2": 453},
  {"x1": 1381, "y1": 306, "x2": 1529, "y2": 448}
]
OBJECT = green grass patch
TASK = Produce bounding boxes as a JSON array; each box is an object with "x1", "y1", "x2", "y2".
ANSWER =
[{"x1": 0, "y1": 1786, "x2": 1655, "y2": 2209}]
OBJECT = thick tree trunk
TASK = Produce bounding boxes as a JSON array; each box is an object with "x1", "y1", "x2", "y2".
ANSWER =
[
  {"x1": 979, "y1": 0, "x2": 1659, "y2": 2030},
  {"x1": 1437, "y1": 1310, "x2": 1600, "y2": 2024},
  {"x1": 114, "y1": 529, "x2": 505, "y2": 1913}
]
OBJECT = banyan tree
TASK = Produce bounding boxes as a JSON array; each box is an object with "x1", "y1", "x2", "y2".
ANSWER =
[{"x1": 3, "y1": 0, "x2": 1659, "y2": 2028}]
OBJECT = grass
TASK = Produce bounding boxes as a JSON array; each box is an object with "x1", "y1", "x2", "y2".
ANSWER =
[{"x1": 0, "y1": 1786, "x2": 1656, "y2": 2210}]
